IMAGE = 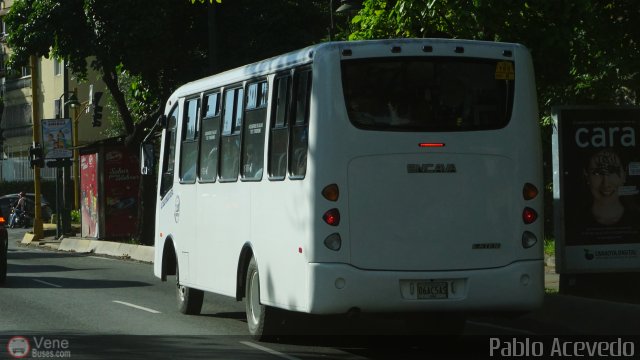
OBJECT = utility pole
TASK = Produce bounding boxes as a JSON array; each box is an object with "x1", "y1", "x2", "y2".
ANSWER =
[{"x1": 30, "y1": 55, "x2": 44, "y2": 240}]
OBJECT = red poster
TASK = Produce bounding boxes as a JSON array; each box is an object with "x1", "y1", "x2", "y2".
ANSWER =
[
  {"x1": 81, "y1": 153, "x2": 99, "y2": 238},
  {"x1": 103, "y1": 147, "x2": 140, "y2": 238}
]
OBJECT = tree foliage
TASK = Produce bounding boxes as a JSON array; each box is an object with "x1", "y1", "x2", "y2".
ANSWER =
[
  {"x1": 349, "y1": 0, "x2": 640, "y2": 118},
  {"x1": 5, "y1": 0, "x2": 329, "y2": 145},
  {"x1": 6, "y1": 0, "x2": 210, "y2": 144}
]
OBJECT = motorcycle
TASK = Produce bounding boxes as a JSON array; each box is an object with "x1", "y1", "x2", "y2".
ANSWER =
[{"x1": 9, "y1": 206, "x2": 32, "y2": 229}]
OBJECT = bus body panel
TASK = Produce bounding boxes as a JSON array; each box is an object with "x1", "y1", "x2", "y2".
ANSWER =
[
  {"x1": 248, "y1": 179, "x2": 313, "y2": 311},
  {"x1": 347, "y1": 152, "x2": 518, "y2": 271},
  {"x1": 307, "y1": 260, "x2": 544, "y2": 314}
]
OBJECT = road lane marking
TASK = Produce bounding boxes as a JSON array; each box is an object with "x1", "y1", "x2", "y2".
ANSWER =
[
  {"x1": 240, "y1": 341, "x2": 302, "y2": 360},
  {"x1": 112, "y1": 300, "x2": 161, "y2": 314},
  {"x1": 467, "y1": 320, "x2": 536, "y2": 335},
  {"x1": 32, "y1": 279, "x2": 63, "y2": 288},
  {"x1": 88, "y1": 256, "x2": 117, "y2": 261}
]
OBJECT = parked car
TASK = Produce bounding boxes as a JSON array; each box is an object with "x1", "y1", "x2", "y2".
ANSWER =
[
  {"x1": 0, "y1": 193, "x2": 53, "y2": 224},
  {"x1": 0, "y1": 207, "x2": 8, "y2": 284}
]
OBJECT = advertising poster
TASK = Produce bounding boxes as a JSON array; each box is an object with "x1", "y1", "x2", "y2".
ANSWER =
[
  {"x1": 553, "y1": 107, "x2": 640, "y2": 273},
  {"x1": 103, "y1": 147, "x2": 140, "y2": 238},
  {"x1": 41, "y1": 118, "x2": 73, "y2": 159},
  {"x1": 80, "y1": 153, "x2": 99, "y2": 238}
]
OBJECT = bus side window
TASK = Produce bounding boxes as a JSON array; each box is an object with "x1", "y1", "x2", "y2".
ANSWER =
[
  {"x1": 219, "y1": 87, "x2": 244, "y2": 182},
  {"x1": 268, "y1": 75, "x2": 291, "y2": 181},
  {"x1": 199, "y1": 91, "x2": 221, "y2": 182},
  {"x1": 289, "y1": 69, "x2": 311, "y2": 179},
  {"x1": 160, "y1": 106, "x2": 179, "y2": 197},
  {"x1": 241, "y1": 81, "x2": 268, "y2": 181},
  {"x1": 180, "y1": 97, "x2": 200, "y2": 183}
]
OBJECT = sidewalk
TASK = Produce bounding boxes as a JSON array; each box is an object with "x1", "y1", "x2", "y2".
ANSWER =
[
  {"x1": 20, "y1": 228, "x2": 639, "y2": 335},
  {"x1": 21, "y1": 223, "x2": 154, "y2": 263}
]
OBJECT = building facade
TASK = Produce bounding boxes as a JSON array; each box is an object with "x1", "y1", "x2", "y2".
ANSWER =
[{"x1": 0, "y1": 0, "x2": 111, "y2": 183}]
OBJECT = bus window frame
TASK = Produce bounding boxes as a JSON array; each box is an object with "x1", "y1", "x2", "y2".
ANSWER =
[
  {"x1": 241, "y1": 79, "x2": 269, "y2": 182},
  {"x1": 160, "y1": 104, "x2": 179, "y2": 198},
  {"x1": 179, "y1": 96, "x2": 201, "y2": 184},
  {"x1": 198, "y1": 90, "x2": 222, "y2": 183},
  {"x1": 267, "y1": 72, "x2": 293, "y2": 181},
  {"x1": 219, "y1": 85, "x2": 245, "y2": 183},
  {"x1": 288, "y1": 67, "x2": 312, "y2": 180}
]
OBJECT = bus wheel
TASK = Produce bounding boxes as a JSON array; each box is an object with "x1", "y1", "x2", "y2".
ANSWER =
[
  {"x1": 245, "y1": 257, "x2": 280, "y2": 340},
  {"x1": 176, "y1": 264, "x2": 203, "y2": 315}
]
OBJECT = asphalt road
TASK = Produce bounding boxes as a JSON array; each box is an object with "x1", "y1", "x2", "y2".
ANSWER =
[{"x1": 1, "y1": 228, "x2": 561, "y2": 360}]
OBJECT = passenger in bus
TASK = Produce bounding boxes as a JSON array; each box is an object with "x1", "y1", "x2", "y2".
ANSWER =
[{"x1": 243, "y1": 144, "x2": 262, "y2": 179}]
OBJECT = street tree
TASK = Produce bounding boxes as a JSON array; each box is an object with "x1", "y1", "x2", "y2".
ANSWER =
[
  {"x1": 6, "y1": 0, "x2": 211, "y2": 146},
  {"x1": 348, "y1": 0, "x2": 640, "y2": 115}
]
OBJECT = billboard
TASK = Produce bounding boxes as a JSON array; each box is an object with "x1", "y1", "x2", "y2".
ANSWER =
[
  {"x1": 41, "y1": 118, "x2": 73, "y2": 159},
  {"x1": 553, "y1": 107, "x2": 640, "y2": 273}
]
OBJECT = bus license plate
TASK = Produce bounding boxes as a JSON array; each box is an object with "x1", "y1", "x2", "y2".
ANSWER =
[{"x1": 416, "y1": 281, "x2": 448, "y2": 299}]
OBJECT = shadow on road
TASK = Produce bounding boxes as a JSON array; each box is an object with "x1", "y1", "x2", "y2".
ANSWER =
[
  {"x1": 7, "y1": 263, "x2": 105, "y2": 274},
  {"x1": 2, "y1": 275, "x2": 153, "y2": 289}
]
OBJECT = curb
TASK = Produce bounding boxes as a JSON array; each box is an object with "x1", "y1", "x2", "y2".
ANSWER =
[{"x1": 53, "y1": 237, "x2": 153, "y2": 263}]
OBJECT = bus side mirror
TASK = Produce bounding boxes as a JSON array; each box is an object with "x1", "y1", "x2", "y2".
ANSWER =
[{"x1": 140, "y1": 143, "x2": 155, "y2": 175}]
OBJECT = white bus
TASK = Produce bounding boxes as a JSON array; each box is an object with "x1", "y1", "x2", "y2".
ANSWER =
[{"x1": 143, "y1": 38, "x2": 544, "y2": 338}]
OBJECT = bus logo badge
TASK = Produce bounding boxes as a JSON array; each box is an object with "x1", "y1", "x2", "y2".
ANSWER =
[
  {"x1": 174, "y1": 196, "x2": 181, "y2": 223},
  {"x1": 407, "y1": 163, "x2": 457, "y2": 173},
  {"x1": 472, "y1": 243, "x2": 501, "y2": 249}
]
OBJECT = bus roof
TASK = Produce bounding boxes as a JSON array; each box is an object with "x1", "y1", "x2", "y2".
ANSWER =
[{"x1": 170, "y1": 38, "x2": 527, "y2": 100}]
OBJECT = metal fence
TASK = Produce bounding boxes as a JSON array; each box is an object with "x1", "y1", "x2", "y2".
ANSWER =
[{"x1": 0, "y1": 157, "x2": 56, "y2": 182}]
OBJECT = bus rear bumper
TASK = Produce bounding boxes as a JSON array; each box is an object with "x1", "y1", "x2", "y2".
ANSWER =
[{"x1": 306, "y1": 260, "x2": 544, "y2": 314}]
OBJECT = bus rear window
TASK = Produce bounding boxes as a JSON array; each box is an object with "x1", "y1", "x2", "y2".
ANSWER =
[{"x1": 341, "y1": 57, "x2": 515, "y2": 132}]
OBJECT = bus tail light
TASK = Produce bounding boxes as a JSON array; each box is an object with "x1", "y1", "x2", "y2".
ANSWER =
[
  {"x1": 324, "y1": 233, "x2": 342, "y2": 251},
  {"x1": 323, "y1": 209, "x2": 340, "y2": 226},
  {"x1": 0, "y1": 216, "x2": 5, "y2": 225},
  {"x1": 522, "y1": 207, "x2": 537, "y2": 224},
  {"x1": 523, "y1": 183, "x2": 538, "y2": 200},
  {"x1": 522, "y1": 231, "x2": 538, "y2": 248},
  {"x1": 322, "y1": 184, "x2": 339, "y2": 202}
]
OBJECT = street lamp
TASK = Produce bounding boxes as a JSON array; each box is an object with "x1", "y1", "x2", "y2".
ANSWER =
[
  {"x1": 55, "y1": 91, "x2": 80, "y2": 119},
  {"x1": 336, "y1": 0, "x2": 363, "y2": 12},
  {"x1": 329, "y1": 0, "x2": 363, "y2": 40},
  {"x1": 56, "y1": 90, "x2": 92, "y2": 211},
  {"x1": 64, "y1": 92, "x2": 80, "y2": 109},
  {"x1": 66, "y1": 88, "x2": 90, "y2": 211}
]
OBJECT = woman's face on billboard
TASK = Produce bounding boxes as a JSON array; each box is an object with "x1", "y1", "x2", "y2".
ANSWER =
[{"x1": 586, "y1": 149, "x2": 625, "y2": 201}]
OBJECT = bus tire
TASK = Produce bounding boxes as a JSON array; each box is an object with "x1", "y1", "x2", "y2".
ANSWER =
[
  {"x1": 245, "y1": 257, "x2": 280, "y2": 340},
  {"x1": 176, "y1": 264, "x2": 204, "y2": 315}
]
